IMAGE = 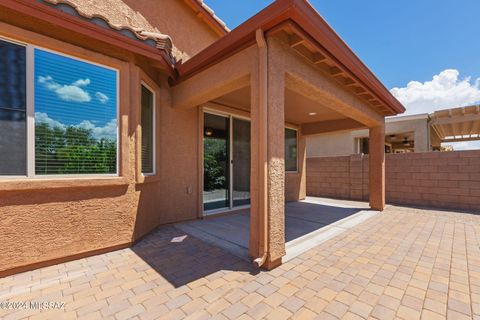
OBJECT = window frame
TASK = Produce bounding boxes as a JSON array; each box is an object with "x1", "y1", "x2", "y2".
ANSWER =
[
  {"x1": 285, "y1": 126, "x2": 299, "y2": 173},
  {"x1": 0, "y1": 35, "x2": 120, "y2": 179},
  {"x1": 140, "y1": 81, "x2": 156, "y2": 177}
]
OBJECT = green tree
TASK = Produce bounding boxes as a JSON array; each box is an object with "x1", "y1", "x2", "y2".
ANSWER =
[
  {"x1": 203, "y1": 138, "x2": 227, "y2": 191},
  {"x1": 35, "y1": 122, "x2": 116, "y2": 175}
]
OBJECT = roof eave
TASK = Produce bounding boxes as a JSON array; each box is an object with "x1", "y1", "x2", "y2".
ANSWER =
[
  {"x1": 290, "y1": 0, "x2": 405, "y2": 115},
  {"x1": 0, "y1": 0, "x2": 175, "y2": 77},
  {"x1": 183, "y1": 0, "x2": 230, "y2": 36},
  {"x1": 175, "y1": 0, "x2": 405, "y2": 116}
]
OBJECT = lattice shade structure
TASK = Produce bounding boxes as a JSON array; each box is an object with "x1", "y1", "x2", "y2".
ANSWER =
[{"x1": 431, "y1": 105, "x2": 480, "y2": 143}]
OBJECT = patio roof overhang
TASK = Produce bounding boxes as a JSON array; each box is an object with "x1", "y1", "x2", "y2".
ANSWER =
[
  {"x1": 173, "y1": 0, "x2": 406, "y2": 117},
  {"x1": 431, "y1": 105, "x2": 480, "y2": 143}
]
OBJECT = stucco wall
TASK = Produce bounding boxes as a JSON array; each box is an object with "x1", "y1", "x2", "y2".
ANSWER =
[
  {"x1": 0, "y1": 25, "x2": 200, "y2": 275},
  {"x1": 123, "y1": 0, "x2": 221, "y2": 59},
  {"x1": 307, "y1": 151, "x2": 480, "y2": 211},
  {"x1": 306, "y1": 132, "x2": 357, "y2": 157},
  {"x1": 133, "y1": 94, "x2": 200, "y2": 239},
  {"x1": 307, "y1": 117, "x2": 430, "y2": 157}
]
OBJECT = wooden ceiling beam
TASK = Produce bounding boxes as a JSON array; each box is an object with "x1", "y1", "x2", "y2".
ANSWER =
[
  {"x1": 329, "y1": 66, "x2": 343, "y2": 76},
  {"x1": 313, "y1": 53, "x2": 328, "y2": 64},
  {"x1": 287, "y1": 24, "x2": 391, "y2": 118},
  {"x1": 289, "y1": 34, "x2": 305, "y2": 48}
]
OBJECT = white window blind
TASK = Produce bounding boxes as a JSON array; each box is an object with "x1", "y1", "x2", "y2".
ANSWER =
[{"x1": 141, "y1": 85, "x2": 155, "y2": 174}]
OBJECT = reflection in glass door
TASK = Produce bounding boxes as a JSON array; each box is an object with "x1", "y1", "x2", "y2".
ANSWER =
[
  {"x1": 203, "y1": 113, "x2": 230, "y2": 211},
  {"x1": 203, "y1": 112, "x2": 251, "y2": 213},
  {"x1": 232, "y1": 118, "x2": 251, "y2": 207}
]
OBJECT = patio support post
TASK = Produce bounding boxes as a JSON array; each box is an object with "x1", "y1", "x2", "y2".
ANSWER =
[
  {"x1": 250, "y1": 30, "x2": 286, "y2": 269},
  {"x1": 264, "y1": 36, "x2": 286, "y2": 269},
  {"x1": 250, "y1": 30, "x2": 268, "y2": 261},
  {"x1": 369, "y1": 120, "x2": 386, "y2": 211}
]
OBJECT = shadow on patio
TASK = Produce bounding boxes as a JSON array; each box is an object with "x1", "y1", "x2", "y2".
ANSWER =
[
  {"x1": 131, "y1": 226, "x2": 258, "y2": 288},
  {"x1": 175, "y1": 197, "x2": 376, "y2": 263}
]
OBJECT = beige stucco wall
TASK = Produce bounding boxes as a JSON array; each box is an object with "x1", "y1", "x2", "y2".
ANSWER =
[
  {"x1": 123, "y1": 0, "x2": 221, "y2": 59},
  {"x1": 307, "y1": 117, "x2": 430, "y2": 157},
  {"x1": 0, "y1": 25, "x2": 200, "y2": 275},
  {"x1": 307, "y1": 131, "x2": 357, "y2": 157}
]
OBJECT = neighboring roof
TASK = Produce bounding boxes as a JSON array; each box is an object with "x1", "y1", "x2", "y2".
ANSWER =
[
  {"x1": 183, "y1": 0, "x2": 230, "y2": 35},
  {"x1": 175, "y1": 0, "x2": 406, "y2": 117},
  {"x1": 386, "y1": 113, "x2": 430, "y2": 123},
  {"x1": 431, "y1": 105, "x2": 480, "y2": 142}
]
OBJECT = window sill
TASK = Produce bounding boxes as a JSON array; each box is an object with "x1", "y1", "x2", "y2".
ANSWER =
[
  {"x1": 136, "y1": 174, "x2": 161, "y2": 185},
  {"x1": 0, "y1": 177, "x2": 129, "y2": 192}
]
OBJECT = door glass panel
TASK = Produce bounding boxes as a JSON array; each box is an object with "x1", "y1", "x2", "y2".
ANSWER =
[
  {"x1": 0, "y1": 109, "x2": 26, "y2": 175},
  {"x1": 203, "y1": 113, "x2": 230, "y2": 211},
  {"x1": 232, "y1": 118, "x2": 250, "y2": 207},
  {"x1": 0, "y1": 39, "x2": 26, "y2": 175}
]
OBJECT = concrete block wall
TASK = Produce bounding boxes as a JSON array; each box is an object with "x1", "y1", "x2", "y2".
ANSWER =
[{"x1": 307, "y1": 150, "x2": 480, "y2": 211}]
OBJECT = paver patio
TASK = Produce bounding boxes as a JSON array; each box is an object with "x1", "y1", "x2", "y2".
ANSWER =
[{"x1": 1, "y1": 204, "x2": 479, "y2": 320}]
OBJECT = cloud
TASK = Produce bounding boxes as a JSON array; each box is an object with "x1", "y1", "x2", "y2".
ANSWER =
[
  {"x1": 72, "y1": 78, "x2": 90, "y2": 87},
  {"x1": 77, "y1": 119, "x2": 117, "y2": 140},
  {"x1": 390, "y1": 69, "x2": 480, "y2": 115},
  {"x1": 95, "y1": 92, "x2": 109, "y2": 104},
  {"x1": 35, "y1": 112, "x2": 117, "y2": 141},
  {"x1": 38, "y1": 75, "x2": 91, "y2": 103},
  {"x1": 35, "y1": 112, "x2": 66, "y2": 130}
]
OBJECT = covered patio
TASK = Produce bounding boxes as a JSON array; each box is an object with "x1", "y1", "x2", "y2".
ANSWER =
[
  {"x1": 176, "y1": 197, "x2": 376, "y2": 263},
  {"x1": 171, "y1": 0, "x2": 405, "y2": 269}
]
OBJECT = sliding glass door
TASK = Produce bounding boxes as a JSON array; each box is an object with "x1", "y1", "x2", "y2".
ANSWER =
[
  {"x1": 203, "y1": 113, "x2": 230, "y2": 211},
  {"x1": 203, "y1": 112, "x2": 250, "y2": 213},
  {"x1": 232, "y1": 118, "x2": 251, "y2": 207}
]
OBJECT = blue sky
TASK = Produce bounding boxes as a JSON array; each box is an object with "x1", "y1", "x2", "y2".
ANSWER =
[
  {"x1": 206, "y1": 0, "x2": 479, "y2": 89},
  {"x1": 35, "y1": 49, "x2": 117, "y2": 140},
  {"x1": 206, "y1": 0, "x2": 480, "y2": 149}
]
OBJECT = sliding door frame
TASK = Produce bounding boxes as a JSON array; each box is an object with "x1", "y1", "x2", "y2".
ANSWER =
[{"x1": 201, "y1": 105, "x2": 251, "y2": 217}]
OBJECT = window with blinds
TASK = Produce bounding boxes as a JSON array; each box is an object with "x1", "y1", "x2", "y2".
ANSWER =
[
  {"x1": 141, "y1": 85, "x2": 155, "y2": 175},
  {"x1": 34, "y1": 49, "x2": 118, "y2": 175},
  {"x1": 0, "y1": 39, "x2": 27, "y2": 176}
]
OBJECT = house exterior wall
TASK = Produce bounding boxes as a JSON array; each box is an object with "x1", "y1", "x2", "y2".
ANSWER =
[
  {"x1": 307, "y1": 151, "x2": 480, "y2": 211},
  {"x1": 123, "y1": 0, "x2": 221, "y2": 59},
  {"x1": 306, "y1": 131, "x2": 357, "y2": 157},
  {"x1": 0, "y1": 24, "x2": 199, "y2": 275},
  {"x1": 306, "y1": 117, "x2": 430, "y2": 157},
  {"x1": 0, "y1": 7, "x2": 393, "y2": 274}
]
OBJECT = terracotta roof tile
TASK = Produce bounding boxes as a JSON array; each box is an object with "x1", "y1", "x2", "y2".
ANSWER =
[
  {"x1": 193, "y1": 0, "x2": 230, "y2": 32},
  {"x1": 42, "y1": 0, "x2": 189, "y2": 63}
]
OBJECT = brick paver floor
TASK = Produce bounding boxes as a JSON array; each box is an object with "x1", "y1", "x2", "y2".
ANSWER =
[{"x1": 1, "y1": 205, "x2": 480, "y2": 319}]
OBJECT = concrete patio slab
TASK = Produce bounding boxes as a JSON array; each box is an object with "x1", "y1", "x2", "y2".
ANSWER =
[{"x1": 176, "y1": 197, "x2": 376, "y2": 262}]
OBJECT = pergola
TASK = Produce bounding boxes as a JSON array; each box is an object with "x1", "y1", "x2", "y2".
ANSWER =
[{"x1": 431, "y1": 105, "x2": 480, "y2": 143}]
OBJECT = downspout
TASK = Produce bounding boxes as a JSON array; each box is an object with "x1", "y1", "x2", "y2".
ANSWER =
[{"x1": 253, "y1": 29, "x2": 269, "y2": 268}]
